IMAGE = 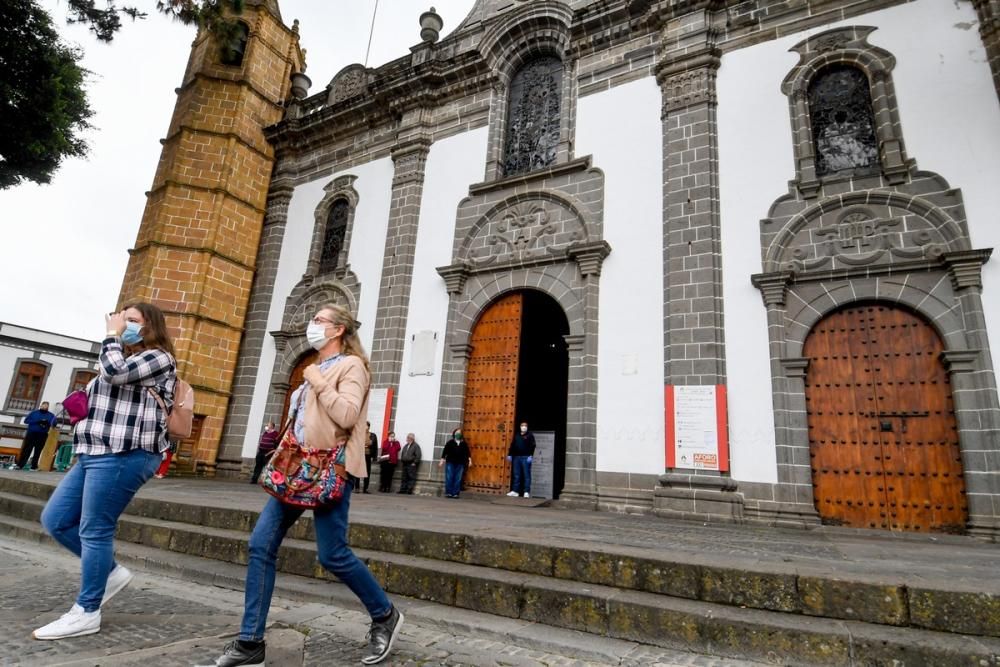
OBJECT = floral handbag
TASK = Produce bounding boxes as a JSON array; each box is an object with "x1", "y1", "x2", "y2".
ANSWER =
[{"x1": 258, "y1": 393, "x2": 349, "y2": 508}]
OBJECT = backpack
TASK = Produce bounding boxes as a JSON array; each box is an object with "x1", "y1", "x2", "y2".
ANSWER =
[{"x1": 149, "y1": 380, "x2": 195, "y2": 441}]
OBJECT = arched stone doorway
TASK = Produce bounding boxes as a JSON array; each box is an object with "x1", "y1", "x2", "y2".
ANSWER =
[
  {"x1": 281, "y1": 350, "x2": 318, "y2": 426},
  {"x1": 804, "y1": 302, "x2": 967, "y2": 533},
  {"x1": 462, "y1": 289, "x2": 569, "y2": 497}
]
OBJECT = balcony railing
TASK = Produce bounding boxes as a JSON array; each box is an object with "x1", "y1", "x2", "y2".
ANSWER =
[{"x1": 6, "y1": 398, "x2": 37, "y2": 412}]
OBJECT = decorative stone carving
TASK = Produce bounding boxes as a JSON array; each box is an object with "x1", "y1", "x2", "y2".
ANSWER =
[
  {"x1": 327, "y1": 65, "x2": 369, "y2": 106},
  {"x1": 750, "y1": 271, "x2": 793, "y2": 306},
  {"x1": 391, "y1": 139, "x2": 431, "y2": 186},
  {"x1": 943, "y1": 249, "x2": 993, "y2": 290},
  {"x1": 502, "y1": 57, "x2": 563, "y2": 176},
  {"x1": 766, "y1": 199, "x2": 965, "y2": 274},
  {"x1": 463, "y1": 197, "x2": 587, "y2": 267},
  {"x1": 660, "y1": 67, "x2": 718, "y2": 114}
]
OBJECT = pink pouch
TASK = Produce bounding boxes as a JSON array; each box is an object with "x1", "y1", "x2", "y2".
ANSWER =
[{"x1": 63, "y1": 390, "x2": 89, "y2": 425}]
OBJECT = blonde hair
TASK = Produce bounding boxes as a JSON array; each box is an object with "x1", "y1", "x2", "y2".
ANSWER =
[{"x1": 319, "y1": 303, "x2": 369, "y2": 372}]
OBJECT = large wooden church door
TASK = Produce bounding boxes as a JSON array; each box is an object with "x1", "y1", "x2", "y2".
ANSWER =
[
  {"x1": 281, "y1": 351, "x2": 319, "y2": 426},
  {"x1": 805, "y1": 303, "x2": 967, "y2": 533},
  {"x1": 462, "y1": 293, "x2": 523, "y2": 494}
]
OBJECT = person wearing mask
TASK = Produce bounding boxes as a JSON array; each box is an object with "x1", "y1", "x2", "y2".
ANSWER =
[
  {"x1": 362, "y1": 421, "x2": 378, "y2": 494},
  {"x1": 249, "y1": 421, "x2": 279, "y2": 485},
  {"x1": 506, "y1": 421, "x2": 536, "y2": 498},
  {"x1": 398, "y1": 433, "x2": 422, "y2": 494},
  {"x1": 17, "y1": 401, "x2": 56, "y2": 470},
  {"x1": 438, "y1": 428, "x2": 472, "y2": 499},
  {"x1": 33, "y1": 304, "x2": 177, "y2": 640},
  {"x1": 378, "y1": 431, "x2": 401, "y2": 493},
  {"x1": 206, "y1": 304, "x2": 403, "y2": 666}
]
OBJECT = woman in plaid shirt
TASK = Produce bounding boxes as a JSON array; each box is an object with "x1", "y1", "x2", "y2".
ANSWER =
[{"x1": 33, "y1": 303, "x2": 177, "y2": 641}]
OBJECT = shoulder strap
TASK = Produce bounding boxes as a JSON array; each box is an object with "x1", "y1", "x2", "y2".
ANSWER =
[{"x1": 147, "y1": 387, "x2": 170, "y2": 416}]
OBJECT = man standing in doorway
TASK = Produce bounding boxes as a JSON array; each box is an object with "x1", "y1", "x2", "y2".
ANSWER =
[
  {"x1": 506, "y1": 421, "x2": 536, "y2": 498},
  {"x1": 18, "y1": 402, "x2": 55, "y2": 470}
]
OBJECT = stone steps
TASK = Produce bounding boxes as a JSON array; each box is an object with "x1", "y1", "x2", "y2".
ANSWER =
[
  {"x1": 1, "y1": 485, "x2": 999, "y2": 665},
  {"x1": 1, "y1": 475, "x2": 997, "y2": 638}
]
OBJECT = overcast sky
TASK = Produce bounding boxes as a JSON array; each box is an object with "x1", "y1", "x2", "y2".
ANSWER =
[{"x1": 0, "y1": 0, "x2": 475, "y2": 342}]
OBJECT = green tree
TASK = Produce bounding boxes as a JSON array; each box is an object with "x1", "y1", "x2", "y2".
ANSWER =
[
  {"x1": 0, "y1": 0, "x2": 245, "y2": 189},
  {"x1": 66, "y1": 0, "x2": 244, "y2": 43},
  {"x1": 0, "y1": 0, "x2": 92, "y2": 189}
]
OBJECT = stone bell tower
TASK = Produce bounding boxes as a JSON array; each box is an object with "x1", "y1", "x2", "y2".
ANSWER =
[{"x1": 119, "y1": 0, "x2": 305, "y2": 474}]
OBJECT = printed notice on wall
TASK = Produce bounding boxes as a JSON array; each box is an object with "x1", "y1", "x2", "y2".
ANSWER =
[
  {"x1": 366, "y1": 388, "x2": 393, "y2": 442},
  {"x1": 665, "y1": 385, "x2": 729, "y2": 472}
]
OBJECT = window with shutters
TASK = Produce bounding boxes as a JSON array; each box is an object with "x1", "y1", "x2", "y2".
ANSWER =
[{"x1": 6, "y1": 361, "x2": 48, "y2": 412}]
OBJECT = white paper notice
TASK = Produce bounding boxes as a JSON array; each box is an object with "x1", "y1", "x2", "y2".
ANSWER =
[
  {"x1": 673, "y1": 385, "x2": 719, "y2": 471},
  {"x1": 366, "y1": 388, "x2": 391, "y2": 441}
]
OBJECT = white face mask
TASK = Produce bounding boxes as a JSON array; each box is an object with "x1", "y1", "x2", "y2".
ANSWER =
[
  {"x1": 306, "y1": 321, "x2": 331, "y2": 350},
  {"x1": 520, "y1": 426, "x2": 528, "y2": 433}
]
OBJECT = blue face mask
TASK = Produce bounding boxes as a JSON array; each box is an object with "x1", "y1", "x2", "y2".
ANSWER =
[{"x1": 121, "y1": 321, "x2": 144, "y2": 345}]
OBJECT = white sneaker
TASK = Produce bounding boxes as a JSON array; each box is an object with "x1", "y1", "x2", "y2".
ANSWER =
[
  {"x1": 524, "y1": 492, "x2": 530, "y2": 498},
  {"x1": 102, "y1": 565, "x2": 133, "y2": 607},
  {"x1": 33, "y1": 604, "x2": 101, "y2": 640},
  {"x1": 506, "y1": 491, "x2": 518, "y2": 497}
]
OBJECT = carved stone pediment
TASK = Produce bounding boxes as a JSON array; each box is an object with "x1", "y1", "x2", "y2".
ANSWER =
[
  {"x1": 764, "y1": 193, "x2": 968, "y2": 274},
  {"x1": 461, "y1": 196, "x2": 589, "y2": 267},
  {"x1": 327, "y1": 65, "x2": 369, "y2": 106}
]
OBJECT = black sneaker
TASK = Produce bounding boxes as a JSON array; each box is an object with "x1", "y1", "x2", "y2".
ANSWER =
[
  {"x1": 362, "y1": 607, "x2": 404, "y2": 665},
  {"x1": 203, "y1": 639, "x2": 265, "y2": 667}
]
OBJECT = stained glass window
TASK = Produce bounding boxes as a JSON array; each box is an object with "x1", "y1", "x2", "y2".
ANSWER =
[
  {"x1": 319, "y1": 199, "x2": 349, "y2": 275},
  {"x1": 502, "y1": 57, "x2": 563, "y2": 176},
  {"x1": 808, "y1": 65, "x2": 879, "y2": 177}
]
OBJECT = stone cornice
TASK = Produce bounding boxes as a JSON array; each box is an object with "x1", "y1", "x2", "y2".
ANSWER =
[
  {"x1": 943, "y1": 248, "x2": 993, "y2": 291},
  {"x1": 468, "y1": 156, "x2": 593, "y2": 196},
  {"x1": 940, "y1": 349, "x2": 982, "y2": 374},
  {"x1": 750, "y1": 271, "x2": 793, "y2": 306}
]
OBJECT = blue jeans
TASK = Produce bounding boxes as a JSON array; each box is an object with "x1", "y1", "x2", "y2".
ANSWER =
[
  {"x1": 511, "y1": 456, "x2": 531, "y2": 495},
  {"x1": 444, "y1": 462, "x2": 465, "y2": 497},
  {"x1": 240, "y1": 485, "x2": 391, "y2": 641},
  {"x1": 41, "y1": 449, "x2": 161, "y2": 611}
]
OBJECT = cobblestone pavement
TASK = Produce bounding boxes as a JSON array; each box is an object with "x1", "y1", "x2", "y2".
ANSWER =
[{"x1": 0, "y1": 535, "x2": 763, "y2": 667}]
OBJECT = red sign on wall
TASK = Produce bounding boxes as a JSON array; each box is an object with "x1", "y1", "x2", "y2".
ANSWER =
[{"x1": 665, "y1": 384, "x2": 729, "y2": 472}]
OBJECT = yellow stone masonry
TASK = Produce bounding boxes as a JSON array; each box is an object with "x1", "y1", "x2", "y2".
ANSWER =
[{"x1": 120, "y1": 4, "x2": 304, "y2": 475}]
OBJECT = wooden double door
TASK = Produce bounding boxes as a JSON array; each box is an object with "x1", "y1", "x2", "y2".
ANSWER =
[{"x1": 804, "y1": 303, "x2": 967, "y2": 533}]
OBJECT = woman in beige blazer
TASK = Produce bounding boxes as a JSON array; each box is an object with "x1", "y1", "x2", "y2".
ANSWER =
[{"x1": 208, "y1": 304, "x2": 403, "y2": 667}]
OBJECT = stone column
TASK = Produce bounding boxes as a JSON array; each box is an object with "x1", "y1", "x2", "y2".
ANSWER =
[
  {"x1": 653, "y1": 15, "x2": 738, "y2": 519},
  {"x1": 943, "y1": 249, "x2": 1000, "y2": 539},
  {"x1": 369, "y1": 133, "x2": 432, "y2": 419},
  {"x1": 657, "y1": 44, "x2": 725, "y2": 389},
  {"x1": 216, "y1": 181, "x2": 294, "y2": 476},
  {"x1": 973, "y1": 0, "x2": 1000, "y2": 101},
  {"x1": 560, "y1": 241, "x2": 610, "y2": 508}
]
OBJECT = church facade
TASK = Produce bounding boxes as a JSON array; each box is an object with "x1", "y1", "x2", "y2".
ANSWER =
[{"x1": 133, "y1": 0, "x2": 1000, "y2": 537}]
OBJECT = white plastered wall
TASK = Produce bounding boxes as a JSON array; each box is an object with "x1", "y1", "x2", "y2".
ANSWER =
[
  {"x1": 241, "y1": 158, "x2": 395, "y2": 457},
  {"x1": 717, "y1": 0, "x2": 1000, "y2": 484},
  {"x1": 392, "y1": 128, "x2": 490, "y2": 459},
  {"x1": 576, "y1": 77, "x2": 666, "y2": 475}
]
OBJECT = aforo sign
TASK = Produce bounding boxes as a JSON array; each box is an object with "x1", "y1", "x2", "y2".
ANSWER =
[{"x1": 665, "y1": 385, "x2": 729, "y2": 472}]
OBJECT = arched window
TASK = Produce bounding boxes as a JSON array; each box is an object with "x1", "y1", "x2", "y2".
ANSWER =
[
  {"x1": 807, "y1": 65, "x2": 879, "y2": 177},
  {"x1": 502, "y1": 57, "x2": 563, "y2": 177},
  {"x1": 220, "y1": 21, "x2": 250, "y2": 67},
  {"x1": 318, "y1": 199, "x2": 350, "y2": 275}
]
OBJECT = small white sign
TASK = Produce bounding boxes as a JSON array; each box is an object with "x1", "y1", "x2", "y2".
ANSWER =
[{"x1": 672, "y1": 385, "x2": 720, "y2": 471}]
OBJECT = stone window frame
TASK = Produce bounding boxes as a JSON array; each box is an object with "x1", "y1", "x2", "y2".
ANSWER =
[
  {"x1": 4, "y1": 358, "x2": 51, "y2": 414},
  {"x1": 781, "y1": 27, "x2": 910, "y2": 198},
  {"x1": 219, "y1": 20, "x2": 251, "y2": 68},
  {"x1": 479, "y1": 1, "x2": 577, "y2": 182},
  {"x1": 305, "y1": 175, "x2": 359, "y2": 281},
  {"x1": 66, "y1": 368, "x2": 98, "y2": 395}
]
